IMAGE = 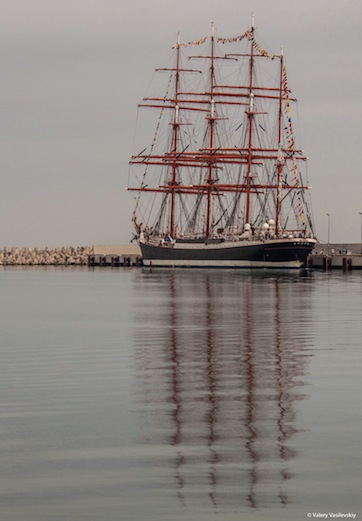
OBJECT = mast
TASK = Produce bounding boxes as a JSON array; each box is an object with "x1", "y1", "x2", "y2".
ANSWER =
[
  {"x1": 245, "y1": 20, "x2": 255, "y2": 225},
  {"x1": 276, "y1": 46, "x2": 284, "y2": 236},
  {"x1": 170, "y1": 33, "x2": 181, "y2": 237},
  {"x1": 206, "y1": 22, "x2": 216, "y2": 237}
]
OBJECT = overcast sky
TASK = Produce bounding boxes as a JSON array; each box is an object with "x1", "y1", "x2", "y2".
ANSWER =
[{"x1": 1, "y1": 0, "x2": 362, "y2": 247}]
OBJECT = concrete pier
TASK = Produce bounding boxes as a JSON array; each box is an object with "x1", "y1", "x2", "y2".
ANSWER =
[
  {"x1": 309, "y1": 253, "x2": 362, "y2": 270},
  {"x1": 309, "y1": 243, "x2": 362, "y2": 270},
  {"x1": 88, "y1": 244, "x2": 142, "y2": 267}
]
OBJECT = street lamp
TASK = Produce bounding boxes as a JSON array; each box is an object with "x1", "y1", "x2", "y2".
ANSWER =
[
  {"x1": 327, "y1": 213, "x2": 330, "y2": 253},
  {"x1": 359, "y1": 212, "x2": 362, "y2": 254}
]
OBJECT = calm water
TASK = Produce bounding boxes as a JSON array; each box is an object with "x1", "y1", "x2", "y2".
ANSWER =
[{"x1": 0, "y1": 267, "x2": 361, "y2": 520}]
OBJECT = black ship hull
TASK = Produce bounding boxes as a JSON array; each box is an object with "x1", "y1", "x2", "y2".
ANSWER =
[{"x1": 140, "y1": 238, "x2": 316, "y2": 269}]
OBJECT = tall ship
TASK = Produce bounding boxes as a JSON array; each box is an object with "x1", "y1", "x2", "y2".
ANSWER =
[{"x1": 128, "y1": 20, "x2": 316, "y2": 268}]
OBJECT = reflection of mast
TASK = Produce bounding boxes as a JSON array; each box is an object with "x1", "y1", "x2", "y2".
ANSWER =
[
  {"x1": 275, "y1": 278, "x2": 288, "y2": 504},
  {"x1": 244, "y1": 279, "x2": 258, "y2": 509},
  {"x1": 205, "y1": 276, "x2": 218, "y2": 506},
  {"x1": 275, "y1": 278, "x2": 292, "y2": 505},
  {"x1": 169, "y1": 273, "x2": 185, "y2": 505},
  {"x1": 170, "y1": 274, "x2": 181, "y2": 445}
]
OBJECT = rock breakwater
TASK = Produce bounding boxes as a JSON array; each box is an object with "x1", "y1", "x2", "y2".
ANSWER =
[{"x1": 0, "y1": 246, "x2": 92, "y2": 266}]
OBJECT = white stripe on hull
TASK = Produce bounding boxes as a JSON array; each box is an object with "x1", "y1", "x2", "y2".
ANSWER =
[{"x1": 142, "y1": 259, "x2": 304, "y2": 269}]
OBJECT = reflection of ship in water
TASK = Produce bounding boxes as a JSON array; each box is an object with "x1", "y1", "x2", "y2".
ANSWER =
[{"x1": 133, "y1": 271, "x2": 313, "y2": 510}]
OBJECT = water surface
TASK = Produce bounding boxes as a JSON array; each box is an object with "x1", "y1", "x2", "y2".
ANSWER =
[{"x1": 0, "y1": 267, "x2": 361, "y2": 520}]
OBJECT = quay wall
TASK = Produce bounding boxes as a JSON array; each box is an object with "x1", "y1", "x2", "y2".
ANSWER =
[
  {"x1": 309, "y1": 253, "x2": 362, "y2": 270},
  {"x1": 310, "y1": 243, "x2": 362, "y2": 270},
  {"x1": 89, "y1": 244, "x2": 142, "y2": 267}
]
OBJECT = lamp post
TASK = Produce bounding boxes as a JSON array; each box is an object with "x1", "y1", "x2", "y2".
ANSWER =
[
  {"x1": 359, "y1": 212, "x2": 362, "y2": 254},
  {"x1": 327, "y1": 213, "x2": 330, "y2": 254}
]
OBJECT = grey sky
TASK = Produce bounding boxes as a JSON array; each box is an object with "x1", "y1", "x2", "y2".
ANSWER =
[{"x1": 1, "y1": 0, "x2": 361, "y2": 247}]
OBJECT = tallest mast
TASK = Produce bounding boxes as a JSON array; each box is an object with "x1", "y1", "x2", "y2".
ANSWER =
[{"x1": 245, "y1": 18, "x2": 255, "y2": 225}]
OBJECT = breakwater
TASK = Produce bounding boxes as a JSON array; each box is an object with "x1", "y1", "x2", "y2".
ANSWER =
[{"x1": 0, "y1": 246, "x2": 92, "y2": 266}]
